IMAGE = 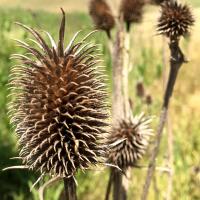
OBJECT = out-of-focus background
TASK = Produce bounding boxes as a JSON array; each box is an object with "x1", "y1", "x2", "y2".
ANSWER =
[{"x1": 0, "y1": 0, "x2": 199, "y2": 200}]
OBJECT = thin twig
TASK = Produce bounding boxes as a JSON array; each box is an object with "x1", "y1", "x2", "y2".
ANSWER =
[
  {"x1": 141, "y1": 38, "x2": 186, "y2": 200},
  {"x1": 162, "y1": 36, "x2": 174, "y2": 200},
  {"x1": 165, "y1": 114, "x2": 174, "y2": 200},
  {"x1": 105, "y1": 170, "x2": 114, "y2": 200},
  {"x1": 153, "y1": 175, "x2": 160, "y2": 200}
]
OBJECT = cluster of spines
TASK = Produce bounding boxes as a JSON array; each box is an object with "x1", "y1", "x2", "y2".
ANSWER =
[
  {"x1": 157, "y1": 1, "x2": 194, "y2": 39},
  {"x1": 8, "y1": 10, "x2": 109, "y2": 178},
  {"x1": 108, "y1": 114, "x2": 153, "y2": 169}
]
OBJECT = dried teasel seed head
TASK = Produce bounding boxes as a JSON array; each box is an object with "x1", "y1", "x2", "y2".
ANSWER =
[
  {"x1": 136, "y1": 81, "x2": 145, "y2": 98},
  {"x1": 120, "y1": 0, "x2": 145, "y2": 32},
  {"x1": 8, "y1": 10, "x2": 109, "y2": 179},
  {"x1": 108, "y1": 113, "x2": 153, "y2": 169},
  {"x1": 157, "y1": 1, "x2": 194, "y2": 39},
  {"x1": 145, "y1": 94, "x2": 152, "y2": 105},
  {"x1": 89, "y1": 0, "x2": 115, "y2": 39}
]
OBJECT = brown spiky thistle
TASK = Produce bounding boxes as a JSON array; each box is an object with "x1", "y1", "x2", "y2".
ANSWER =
[
  {"x1": 7, "y1": 9, "x2": 109, "y2": 194},
  {"x1": 157, "y1": 1, "x2": 194, "y2": 39},
  {"x1": 108, "y1": 113, "x2": 153, "y2": 170},
  {"x1": 89, "y1": 0, "x2": 115, "y2": 39},
  {"x1": 120, "y1": 0, "x2": 145, "y2": 32},
  {"x1": 141, "y1": 2, "x2": 194, "y2": 200}
]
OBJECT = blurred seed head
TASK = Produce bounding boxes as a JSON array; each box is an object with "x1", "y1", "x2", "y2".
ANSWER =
[
  {"x1": 8, "y1": 10, "x2": 109, "y2": 178},
  {"x1": 108, "y1": 113, "x2": 153, "y2": 169},
  {"x1": 136, "y1": 81, "x2": 145, "y2": 98},
  {"x1": 89, "y1": 0, "x2": 115, "y2": 38},
  {"x1": 149, "y1": 0, "x2": 168, "y2": 5},
  {"x1": 157, "y1": 1, "x2": 194, "y2": 39},
  {"x1": 120, "y1": 0, "x2": 145, "y2": 31},
  {"x1": 145, "y1": 94, "x2": 152, "y2": 105}
]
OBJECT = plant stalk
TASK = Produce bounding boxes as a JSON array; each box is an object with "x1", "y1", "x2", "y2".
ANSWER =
[
  {"x1": 165, "y1": 114, "x2": 174, "y2": 200},
  {"x1": 63, "y1": 177, "x2": 77, "y2": 200},
  {"x1": 112, "y1": 18, "x2": 130, "y2": 200},
  {"x1": 162, "y1": 36, "x2": 174, "y2": 200},
  {"x1": 141, "y1": 38, "x2": 185, "y2": 200},
  {"x1": 105, "y1": 170, "x2": 114, "y2": 200},
  {"x1": 108, "y1": 15, "x2": 131, "y2": 200}
]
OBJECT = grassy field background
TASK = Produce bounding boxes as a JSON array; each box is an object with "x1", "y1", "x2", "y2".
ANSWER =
[{"x1": 0, "y1": 0, "x2": 199, "y2": 200}]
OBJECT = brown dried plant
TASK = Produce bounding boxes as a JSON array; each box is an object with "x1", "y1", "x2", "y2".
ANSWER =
[
  {"x1": 120, "y1": 0, "x2": 145, "y2": 31},
  {"x1": 141, "y1": 2, "x2": 194, "y2": 200},
  {"x1": 6, "y1": 9, "x2": 110, "y2": 200},
  {"x1": 89, "y1": 0, "x2": 115, "y2": 38}
]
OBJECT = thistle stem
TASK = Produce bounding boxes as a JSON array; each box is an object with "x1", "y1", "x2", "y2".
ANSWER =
[
  {"x1": 105, "y1": 170, "x2": 114, "y2": 200},
  {"x1": 108, "y1": 14, "x2": 130, "y2": 200},
  {"x1": 63, "y1": 177, "x2": 77, "y2": 200},
  {"x1": 141, "y1": 38, "x2": 185, "y2": 200},
  {"x1": 113, "y1": 170, "x2": 128, "y2": 200}
]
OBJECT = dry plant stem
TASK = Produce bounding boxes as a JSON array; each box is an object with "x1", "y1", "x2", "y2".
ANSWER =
[
  {"x1": 162, "y1": 36, "x2": 174, "y2": 200},
  {"x1": 105, "y1": 170, "x2": 114, "y2": 200},
  {"x1": 113, "y1": 169, "x2": 128, "y2": 200},
  {"x1": 165, "y1": 114, "x2": 174, "y2": 200},
  {"x1": 63, "y1": 177, "x2": 77, "y2": 200},
  {"x1": 141, "y1": 38, "x2": 185, "y2": 200},
  {"x1": 111, "y1": 23, "x2": 124, "y2": 200},
  {"x1": 122, "y1": 30, "x2": 131, "y2": 119},
  {"x1": 153, "y1": 176, "x2": 159, "y2": 200},
  {"x1": 112, "y1": 21, "x2": 124, "y2": 124},
  {"x1": 109, "y1": 16, "x2": 130, "y2": 200}
]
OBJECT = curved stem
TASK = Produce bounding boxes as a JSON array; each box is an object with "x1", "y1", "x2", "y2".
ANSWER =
[{"x1": 141, "y1": 38, "x2": 185, "y2": 200}]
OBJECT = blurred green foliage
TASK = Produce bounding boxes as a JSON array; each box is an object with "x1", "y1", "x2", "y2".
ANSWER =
[{"x1": 0, "y1": 5, "x2": 199, "y2": 200}]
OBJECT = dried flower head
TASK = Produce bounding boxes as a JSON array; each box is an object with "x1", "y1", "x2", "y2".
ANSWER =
[
  {"x1": 136, "y1": 81, "x2": 145, "y2": 98},
  {"x1": 89, "y1": 0, "x2": 115, "y2": 38},
  {"x1": 8, "y1": 10, "x2": 109, "y2": 179},
  {"x1": 120, "y1": 0, "x2": 145, "y2": 31},
  {"x1": 145, "y1": 94, "x2": 152, "y2": 106},
  {"x1": 108, "y1": 114, "x2": 153, "y2": 169},
  {"x1": 157, "y1": 1, "x2": 194, "y2": 39}
]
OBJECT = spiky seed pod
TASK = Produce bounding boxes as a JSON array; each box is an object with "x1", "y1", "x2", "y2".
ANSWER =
[
  {"x1": 120, "y1": 0, "x2": 145, "y2": 32},
  {"x1": 8, "y1": 10, "x2": 109, "y2": 179},
  {"x1": 157, "y1": 1, "x2": 194, "y2": 39},
  {"x1": 108, "y1": 114, "x2": 153, "y2": 169},
  {"x1": 89, "y1": 0, "x2": 115, "y2": 39}
]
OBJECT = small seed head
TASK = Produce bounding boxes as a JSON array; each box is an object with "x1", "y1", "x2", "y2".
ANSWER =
[
  {"x1": 89, "y1": 0, "x2": 115, "y2": 38},
  {"x1": 120, "y1": 0, "x2": 145, "y2": 31},
  {"x1": 157, "y1": 1, "x2": 194, "y2": 39},
  {"x1": 136, "y1": 81, "x2": 145, "y2": 98},
  {"x1": 108, "y1": 114, "x2": 153, "y2": 169}
]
